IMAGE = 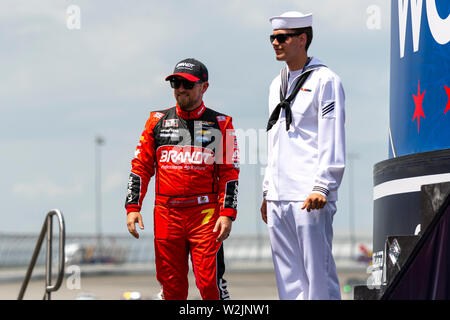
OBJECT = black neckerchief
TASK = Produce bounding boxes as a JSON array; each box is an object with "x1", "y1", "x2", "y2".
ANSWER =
[{"x1": 267, "y1": 58, "x2": 313, "y2": 131}]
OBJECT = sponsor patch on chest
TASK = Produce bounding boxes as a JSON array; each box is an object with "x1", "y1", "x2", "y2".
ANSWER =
[
  {"x1": 163, "y1": 119, "x2": 179, "y2": 127},
  {"x1": 158, "y1": 146, "x2": 215, "y2": 165}
]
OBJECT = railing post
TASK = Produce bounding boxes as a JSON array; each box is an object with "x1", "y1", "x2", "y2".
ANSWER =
[
  {"x1": 17, "y1": 221, "x2": 47, "y2": 300},
  {"x1": 45, "y1": 215, "x2": 53, "y2": 300},
  {"x1": 17, "y1": 209, "x2": 65, "y2": 300},
  {"x1": 45, "y1": 210, "x2": 66, "y2": 299}
]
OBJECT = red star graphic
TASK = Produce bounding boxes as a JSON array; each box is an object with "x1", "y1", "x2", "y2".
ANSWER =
[
  {"x1": 444, "y1": 85, "x2": 450, "y2": 114},
  {"x1": 412, "y1": 80, "x2": 425, "y2": 133}
]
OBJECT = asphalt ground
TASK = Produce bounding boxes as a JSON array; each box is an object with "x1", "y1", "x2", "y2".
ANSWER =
[{"x1": 0, "y1": 267, "x2": 368, "y2": 300}]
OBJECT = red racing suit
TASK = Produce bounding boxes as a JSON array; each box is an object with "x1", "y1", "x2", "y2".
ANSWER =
[{"x1": 125, "y1": 102, "x2": 239, "y2": 300}]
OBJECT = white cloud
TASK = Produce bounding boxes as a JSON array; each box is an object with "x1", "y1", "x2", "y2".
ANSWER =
[
  {"x1": 0, "y1": 0, "x2": 391, "y2": 236},
  {"x1": 12, "y1": 177, "x2": 83, "y2": 199},
  {"x1": 0, "y1": 0, "x2": 64, "y2": 22},
  {"x1": 220, "y1": 0, "x2": 387, "y2": 33},
  {"x1": 103, "y1": 171, "x2": 126, "y2": 193},
  {"x1": 0, "y1": 1, "x2": 176, "y2": 108}
]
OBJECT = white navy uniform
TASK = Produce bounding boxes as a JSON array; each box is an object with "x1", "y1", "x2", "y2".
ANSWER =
[{"x1": 263, "y1": 55, "x2": 346, "y2": 299}]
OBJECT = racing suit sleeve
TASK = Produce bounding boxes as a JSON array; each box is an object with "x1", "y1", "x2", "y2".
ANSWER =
[
  {"x1": 125, "y1": 113, "x2": 159, "y2": 214},
  {"x1": 216, "y1": 116, "x2": 240, "y2": 220},
  {"x1": 313, "y1": 75, "x2": 346, "y2": 198}
]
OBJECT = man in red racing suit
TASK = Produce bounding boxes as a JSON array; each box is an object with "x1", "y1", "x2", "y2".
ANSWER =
[{"x1": 125, "y1": 58, "x2": 239, "y2": 300}]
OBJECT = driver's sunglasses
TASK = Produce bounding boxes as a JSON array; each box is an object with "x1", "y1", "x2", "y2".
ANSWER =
[
  {"x1": 270, "y1": 32, "x2": 301, "y2": 44},
  {"x1": 170, "y1": 78, "x2": 199, "y2": 90}
]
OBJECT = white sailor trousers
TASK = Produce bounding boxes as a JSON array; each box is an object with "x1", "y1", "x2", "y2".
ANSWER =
[{"x1": 267, "y1": 200, "x2": 341, "y2": 300}]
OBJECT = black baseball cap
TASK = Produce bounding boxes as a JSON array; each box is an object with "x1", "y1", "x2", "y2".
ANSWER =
[{"x1": 165, "y1": 58, "x2": 208, "y2": 82}]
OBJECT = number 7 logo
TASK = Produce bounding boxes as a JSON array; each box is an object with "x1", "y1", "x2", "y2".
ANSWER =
[{"x1": 201, "y1": 208, "x2": 215, "y2": 225}]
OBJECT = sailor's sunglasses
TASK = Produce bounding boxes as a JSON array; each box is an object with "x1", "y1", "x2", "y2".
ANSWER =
[{"x1": 270, "y1": 32, "x2": 302, "y2": 44}]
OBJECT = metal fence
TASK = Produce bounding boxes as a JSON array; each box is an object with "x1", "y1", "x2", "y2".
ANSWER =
[
  {"x1": 0, "y1": 233, "x2": 271, "y2": 268},
  {"x1": 0, "y1": 233, "x2": 372, "y2": 269}
]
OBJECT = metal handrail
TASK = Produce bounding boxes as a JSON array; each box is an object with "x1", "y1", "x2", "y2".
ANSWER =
[{"x1": 17, "y1": 209, "x2": 66, "y2": 300}]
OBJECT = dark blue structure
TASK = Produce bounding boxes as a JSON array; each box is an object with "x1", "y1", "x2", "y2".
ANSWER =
[
  {"x1": 370, "y1": 0, "x2": 450, "y2": 296},
  {"x1": 389, "y1": 0, "x2": 450, "y2": 157}
]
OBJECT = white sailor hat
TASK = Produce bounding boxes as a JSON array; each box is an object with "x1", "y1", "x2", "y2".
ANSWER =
[{"x1": 269, "y1": 11, "x2": 313, "y2": 29}]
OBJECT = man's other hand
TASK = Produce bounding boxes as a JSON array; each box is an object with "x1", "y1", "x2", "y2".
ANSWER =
[
  {"x1": 301, "y1": 193, "x2": 327, "y2": 212},
  {"x1": 213, "y1": 216, "x2": 232, "y2": 242},
  {"x1": 260, "y1": 199, "x2": 268, "y2": 224},
  {"x1": 127, "y1": 211, "x2": 144, "y2": 239}
]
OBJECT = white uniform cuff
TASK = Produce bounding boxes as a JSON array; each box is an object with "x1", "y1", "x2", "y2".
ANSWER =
[{"x1": 312, "y1": 186, "x2": 329, "y2": 198}]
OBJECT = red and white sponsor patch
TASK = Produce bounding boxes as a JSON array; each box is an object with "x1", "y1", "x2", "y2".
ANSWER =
[
  {"x1": 158, "y1": 146, "x2": 215, "y2": 165},
  {"x1": 163, "y1": 119, "x2": 179, "y2": 127},
  {"x1": 153, "y1": 112, "x2": 164, "y2": 119}
]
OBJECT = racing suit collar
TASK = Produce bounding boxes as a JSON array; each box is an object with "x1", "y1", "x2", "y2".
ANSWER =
[{"x1": 176, "y1": 102, "x2": 206, "y2": 119}]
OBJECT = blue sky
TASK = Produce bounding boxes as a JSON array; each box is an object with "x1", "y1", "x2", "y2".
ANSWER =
[{"x1": 0, "y1": 0, "x2": 390, "y2": 237}]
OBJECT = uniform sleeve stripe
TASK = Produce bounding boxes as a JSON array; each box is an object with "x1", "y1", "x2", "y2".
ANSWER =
[
  {"x1": 322, "y1": 108, "x2": 335, "y2": 117},
  {"x1": 322, "y1": 102, "x2": 335, "y2": 113},
  {"x1": 312, "y1": 186, "x2": 329, "y2": 196},
  {"x1": 323, "y1": 104, "x2": 334, "y2": 111}
]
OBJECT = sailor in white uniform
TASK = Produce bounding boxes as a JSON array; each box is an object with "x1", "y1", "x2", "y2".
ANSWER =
[{"x1": 261, "y1": 11, "x2": 346, "y2": 300}]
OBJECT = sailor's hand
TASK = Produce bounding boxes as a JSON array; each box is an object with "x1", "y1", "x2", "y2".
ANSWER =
[
  {"x1": 214, "y1": 216, "x2": 232, "y2": 242},
  {"x1": 301, "y1": 193, "x2": 327, "y2": 212},
  {"x1": 127, "y1": 212, "x2": 144, "y2": 239},
  {"x1": 260, "y1": 199, "x2": 268, "y2": 224}
]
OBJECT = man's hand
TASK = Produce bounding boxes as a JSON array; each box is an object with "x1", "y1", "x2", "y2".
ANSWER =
[
  {"x1": 127, "y1": 211, "x2": 144, "y2": 239},
  {"x1": 213, "y1": 216, "x2": 232, "y2": 242},
  {"x1": 260, "y1": 199, "x2": 267, "y2": 224},
  {"x1": 301, "y1": 193, "x2": 327, "y2": 212}
]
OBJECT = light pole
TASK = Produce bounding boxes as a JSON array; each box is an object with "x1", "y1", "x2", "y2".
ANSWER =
[
  {"x1": 95, "y1": 135, "x2": 105, "y2": 252},
  {"x1": 347, "y1": 152, "x2": 359, "y2": 260}
]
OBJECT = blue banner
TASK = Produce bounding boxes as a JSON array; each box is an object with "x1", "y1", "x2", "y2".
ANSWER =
[{"x1": 389, "y1": 0, "x2": 450, "y2": 158}]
